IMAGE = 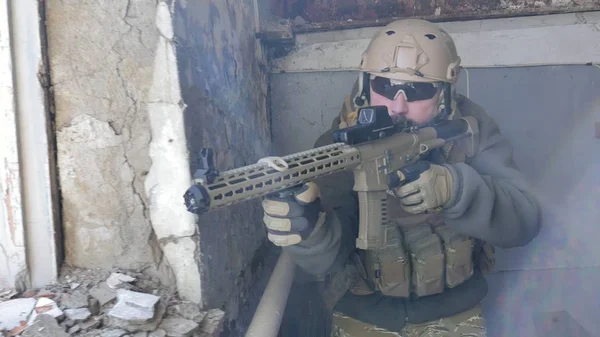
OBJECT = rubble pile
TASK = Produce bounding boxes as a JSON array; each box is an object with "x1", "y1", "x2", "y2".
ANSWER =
[{"x1": 0, "y1": 269, "x2": 225, "y2": 337}]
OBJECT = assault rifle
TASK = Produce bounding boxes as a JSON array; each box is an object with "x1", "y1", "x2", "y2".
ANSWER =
[{"x1": 183, "y1": 106, "x2": 478, "y2": 250}]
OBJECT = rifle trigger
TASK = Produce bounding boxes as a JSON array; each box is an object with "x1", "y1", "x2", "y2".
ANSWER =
[{"x1": 258, "y1": 156, "x2": 289, "y2": 172}]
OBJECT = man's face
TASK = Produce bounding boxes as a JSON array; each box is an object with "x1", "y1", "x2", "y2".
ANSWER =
[{"x1": 368, "y1": 77, "x2": 441, "y2": 125}]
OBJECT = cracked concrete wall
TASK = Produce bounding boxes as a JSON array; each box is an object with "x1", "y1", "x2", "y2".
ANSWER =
[
  {"x1": 48, "y1": 0, "x2": 174, "y2": 284},
  {"x1": 46, "y1": 0, "x2": 274, "y2": 327}
]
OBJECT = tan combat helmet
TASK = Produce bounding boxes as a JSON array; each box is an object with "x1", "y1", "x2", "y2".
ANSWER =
[
  {"x1": 351, "y1": 19, "x2": 461, "y2": 125},
  {"x1": 360, "y1": 19, "x2": 461, "y2": 84}
]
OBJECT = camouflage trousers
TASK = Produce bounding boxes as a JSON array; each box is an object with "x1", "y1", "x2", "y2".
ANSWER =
[{"x1": 331, "y1": 304, "x2": 486, "y2": 337}]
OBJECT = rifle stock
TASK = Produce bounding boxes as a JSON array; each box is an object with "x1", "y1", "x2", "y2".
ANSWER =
[{"x1": 184, "y1": 107, "x2": 478, "y2": 251}]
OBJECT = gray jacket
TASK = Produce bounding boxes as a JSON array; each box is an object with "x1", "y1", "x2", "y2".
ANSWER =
[{"x1": 283, "y1": 94, "x2": 541, "y2": 276}]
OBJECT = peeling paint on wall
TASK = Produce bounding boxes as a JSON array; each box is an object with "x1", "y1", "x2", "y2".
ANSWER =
[
  {"x1": 3, "y1": 162, "x2": 21, "y2": 248},
  {"x1": 0, "y1": 161, "x2": 27, "y2": 290},
  {"x1": 144, "y1": 0, "x2": 202, "y2": 303}
]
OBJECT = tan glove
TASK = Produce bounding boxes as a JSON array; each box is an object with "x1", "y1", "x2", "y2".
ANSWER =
[
  {"x1": 389, "y1": 162, "x2": 454, "y2": 214},
  {"x1": 262, "y1": 182, "x2": 326, "y2": 247}
]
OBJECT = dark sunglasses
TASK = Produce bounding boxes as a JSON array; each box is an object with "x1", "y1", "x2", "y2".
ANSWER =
[{"x1": 370, "y1": 76, "x2": 439, "y2": 102}]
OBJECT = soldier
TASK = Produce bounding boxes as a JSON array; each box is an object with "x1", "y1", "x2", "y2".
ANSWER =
[{"x1": 262, "y1": 19, "x2": 541, "y2": 336}]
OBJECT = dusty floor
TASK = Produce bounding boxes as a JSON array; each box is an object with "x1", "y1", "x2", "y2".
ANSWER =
[{"x1": 0, "y1": 267, "x2": 223, "y2": 337}]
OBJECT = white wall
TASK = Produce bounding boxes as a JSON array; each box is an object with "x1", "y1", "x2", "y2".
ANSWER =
[
  {"x1": 0, "y1": 0, "x2": 27, "y2": 291},
  {"x1": 0, "y1": 0, "x2": 61, "y2": 290}
]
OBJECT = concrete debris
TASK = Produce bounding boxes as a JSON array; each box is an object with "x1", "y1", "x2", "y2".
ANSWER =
[
  {"x1": 64, "y1": 308, "x2": 92, "y2": 322},
  {"x1": 63, "y1": 318, "x2": 77, "y2": 328},
  {"x1": 27, "y1": 297, "x2": 64, "y2": 324},
  {"x1": 89, "y1": 298, "x2": 101, "y2": 316},
  {"x1": 107, "y1": 290, "x2": 159, "y2": 324},
  {"x1": 0, "y1": 298, "x2": 36, "y2": 331},
  {"x1": 79, "y1": 330, "x2": 104, "y2": 337},
  {"x1": 21, "y1": 290, "x2": 37, "y2": 298},
  {"x1": 8, "y1": 323, "x2": 28, "y2": 337},
  {"x1": 60, "y1": 267, "x2": 112, "y2": 289},
  {"x1": 100, "y1": 328, "x2": 128, "y2": 337},
  {"x1": 105, "y1": 298, "x2": 166, "y2": 332},
  {"x1": 0, "y1": 268, "x2": 225, "y2": 337},
  {"x1": 157, "y1": 318, "x2": 198, "y2": 337},
  {"x1": 79, "y1": 316, "x2": 102, "y2": 330},
  {"x1": 33, "y1": 297, "x2": 62, "y2": 315},
  {"x1": 68, "y1": 324, "x2": 82, "y2": 334},
  {"x1": 35, "y1": 290, "x2": 58, "y2": 300},
  {"x1": 0, "y1": 289, "x2": 19, "y2": 302},
  {"x1": 165, "y1": 302, "x2": 206, "y2": 323},
  {"x1": 148, "y1": 330, "x2": 166, "y2": 337},
  {"x1": 61, "y1": 289, "x2": 90, "y2": 309},
  {"x1": 118, "y1": 290, "x2": 159, "y2": 312},
  {"x1": 21, "y1": 314, "x2": 69, "y2": 337},
  {"x1": 196, "y1": 309, "x2": 226, "y2": 337},
  {"x1": 89, "y1": 283, "x2": 118, "y2": 307},
  {"x1": 106, "y1": 274, "x2": 136, "y2": 290}
]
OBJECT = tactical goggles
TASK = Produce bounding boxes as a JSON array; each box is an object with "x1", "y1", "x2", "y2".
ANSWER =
[{"x1": 370, "y1": 76, "x2": 439, "y2": 102}]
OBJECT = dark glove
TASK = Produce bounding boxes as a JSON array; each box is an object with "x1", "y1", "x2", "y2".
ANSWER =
[{"x1": 262, "y1": 182, "x2": 326, "y2": 246}]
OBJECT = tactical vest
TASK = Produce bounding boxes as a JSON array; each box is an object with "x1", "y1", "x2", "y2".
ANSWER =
[{"x1": 338, "y1": 94, "x2": 495, "y2": 300}]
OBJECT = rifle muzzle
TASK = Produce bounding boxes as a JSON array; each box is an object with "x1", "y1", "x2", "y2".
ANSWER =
[{"x1": 183, "y1": 184, "x2": 210, "y2": 214}]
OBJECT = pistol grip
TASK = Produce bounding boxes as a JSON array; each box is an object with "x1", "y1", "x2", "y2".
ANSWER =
[{"x1": 356, "y1": 191, "x2": 388, "y2": 250}]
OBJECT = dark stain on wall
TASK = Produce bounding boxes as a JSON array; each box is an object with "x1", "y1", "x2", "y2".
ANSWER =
[{"x1": 172, "y1": 0, "x2": 275, "y2": 335}]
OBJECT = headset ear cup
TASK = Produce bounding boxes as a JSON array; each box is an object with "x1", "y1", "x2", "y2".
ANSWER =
[
  {"x1": 354, "y1": 95, "x2": 365, "y2": 106},
  {"x1": 363, "y1": 72, "x2": 371, "y2": 103},
  {"x1": 353, "y1": 72, "x2": 371, "y2": 107},
  {"x1": 441, "y1": 82, "x2": 451, "y2": 119}
]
